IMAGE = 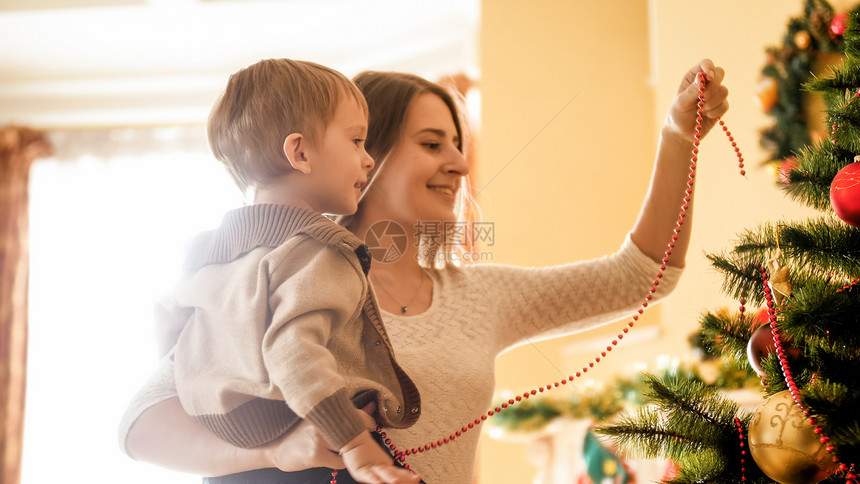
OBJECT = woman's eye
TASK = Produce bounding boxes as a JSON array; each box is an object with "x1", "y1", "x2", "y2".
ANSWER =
[
  {"x1": 353, "y1": 138, "x2": 365, "y2": 147},
  {"x1": 423, "y1": 142, "x2": 440, "y2": 151}
]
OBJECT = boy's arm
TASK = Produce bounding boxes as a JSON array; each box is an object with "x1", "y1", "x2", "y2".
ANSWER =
[{"x1": 262, "y1": 238, "x2": 370, "y2": 449}]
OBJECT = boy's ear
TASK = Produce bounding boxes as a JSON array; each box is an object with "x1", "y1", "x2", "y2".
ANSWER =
[{"x1": 283, "y1": 133, "x2": 311, "y2": 174}]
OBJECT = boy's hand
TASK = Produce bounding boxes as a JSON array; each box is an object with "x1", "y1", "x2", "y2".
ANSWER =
[
  {"x1": 261, "y1": 418, "x2": 344, "y2": 471},
  {"x1": 339, "y1": 430, "x2": 421, "y2": 484},
  {"x1": 263, "y1": 402, "x2": 378, "y2": 472}
]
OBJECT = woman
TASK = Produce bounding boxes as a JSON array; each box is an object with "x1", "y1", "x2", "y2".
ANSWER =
[{"x1": 120, "y1": 59, "x2": 728, "y2": 483}]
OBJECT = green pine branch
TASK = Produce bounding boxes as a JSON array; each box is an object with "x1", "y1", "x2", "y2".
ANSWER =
[
  {"x1": 706, "y1": 253, "x2": 764, "y2": 303},
  {"x1": 843, "y1": 9, "x2": 860, "y2": 58},
  {"x1": 806, "y1": 57, "x2": 860, "y2": 93},
  {"x1": 779, "y1": 218, "x2": 860, "y2": 273},
  {"x1": 785, "y1": 142, "x2": 851, "y2": 210},
  {"x1": 595, "y1": 405, "x2": 699, "y2": 461},
  {"x1": 668, "y1": 451, "x2": 770, "y2": 484},
  {"x1": 706, "y1": 219, "x2": 860, "y2": 307},
  {"x1": 780, "y1": 279, "x2": 860, "y2": 353},
  {"x1": 699, "y1": 309, "x2": 759, "y2": 372},
  {"x1": 801, "y1": 378, "x2": 860, "y2": 465},
  {"x1": 758, "y1": 354, "x2": 794, "y2": 394},
  {"x1": 826, "y1": 91, "x2": 860, "y2": 152},
  {"x1": 595, "y1": 374, "x2": 770, "y2": 483}
]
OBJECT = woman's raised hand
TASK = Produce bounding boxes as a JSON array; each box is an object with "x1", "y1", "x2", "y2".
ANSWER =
[{"x1": 664, "y1": 58, "x2": 729, "y2": 140}]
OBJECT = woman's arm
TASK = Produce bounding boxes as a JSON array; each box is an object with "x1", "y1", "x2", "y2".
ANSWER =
[
  {"x1": 459, "y1": 61, "x2": 728, "y2": 350},
  {"x1": 468, "y1": 235, "x2": 684, "y2": 351},
  {"x1": 126, "y1": 397, "x2": 273, "y2": 475},
  {"x1": 630, "y1": 59, "x2": 729, "y2": 267},
  {"x1": 125, "y1": 397, "x2": 350, "y2": 476},
  {"x1": 120, "y1": 355, "x2": 375, "y2": 476}
]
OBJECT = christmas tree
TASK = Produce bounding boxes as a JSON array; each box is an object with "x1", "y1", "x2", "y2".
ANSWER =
[
  {"x1": 758, "y1": 0, "x2": 851, "y2": 165},
  {"x1": 594, "y1": 9, "x2": 860, "y2": 484}
]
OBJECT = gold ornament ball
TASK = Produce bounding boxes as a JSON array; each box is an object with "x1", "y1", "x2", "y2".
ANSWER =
[
  {"x1": 756, "y1": 77, "x2": 779, "y2": 112},
  {"x1": 748, "y1": 390, "x2": 839, "y2": 484},
  {"x1": 794, "y1": 30, "x2": 811, "y2": 49}
]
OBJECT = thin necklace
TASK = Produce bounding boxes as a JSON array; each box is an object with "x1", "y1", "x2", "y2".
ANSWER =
[{"x1": 371, "y1": 270, "x2": 428, "y2": 314}]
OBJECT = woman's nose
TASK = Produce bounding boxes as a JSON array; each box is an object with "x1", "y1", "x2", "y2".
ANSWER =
[{"x1": 447, "y1": 148, "x2": 469, "y2": 175}]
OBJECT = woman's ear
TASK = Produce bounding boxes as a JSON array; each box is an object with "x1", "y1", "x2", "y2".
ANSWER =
[{"x1": 283, "y1": 133, "x2": 311, "y2": 174}]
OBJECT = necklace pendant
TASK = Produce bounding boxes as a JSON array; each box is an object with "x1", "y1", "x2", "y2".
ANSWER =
[{"x1": 401, "y1": 306, "x2": 408, "y2": 313}]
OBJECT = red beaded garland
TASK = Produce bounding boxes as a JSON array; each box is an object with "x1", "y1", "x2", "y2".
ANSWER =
[
  {"x1": 735, "y1": 417, "x2": 748, "y2": 482},
  {"x1": 378, "y1": 71, "x2": 747, "y2": 471}
]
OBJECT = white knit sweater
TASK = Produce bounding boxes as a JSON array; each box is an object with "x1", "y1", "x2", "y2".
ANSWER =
[{"x1": 119, "y1": 235, "x2": 681, "y2": 483}]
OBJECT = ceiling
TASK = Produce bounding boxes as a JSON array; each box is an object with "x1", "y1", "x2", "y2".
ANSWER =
[{"x1": 0, "y1": 0, "x2": 480, "y2": 129}]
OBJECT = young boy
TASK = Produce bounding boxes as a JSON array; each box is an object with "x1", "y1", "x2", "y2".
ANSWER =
[{"x1": 163, "y1": 58, "x2": 421, "y2": 483}]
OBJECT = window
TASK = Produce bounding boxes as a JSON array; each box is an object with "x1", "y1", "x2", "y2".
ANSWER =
[{"x1": 23, "y1": 129, "x2": 242, "y2": 483}]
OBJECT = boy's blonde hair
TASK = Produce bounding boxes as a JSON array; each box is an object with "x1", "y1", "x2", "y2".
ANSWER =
[{"x1": 208, "y1": 58, "x2": 368, "y2": 194}]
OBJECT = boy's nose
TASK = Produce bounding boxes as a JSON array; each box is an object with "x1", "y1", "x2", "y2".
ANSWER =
[{"x1": 363, "y1": 150, "x2": 374, "y2": 171}]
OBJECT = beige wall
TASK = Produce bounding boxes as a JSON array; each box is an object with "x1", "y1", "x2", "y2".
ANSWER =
[{"x1": 477, "y1": 0, "x2": 842, "y2": 481}]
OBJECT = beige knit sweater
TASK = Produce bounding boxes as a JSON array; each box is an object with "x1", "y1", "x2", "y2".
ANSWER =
[
  {"x1": 119, "y1": 234, "x2": 680, "y2": 483},
  {"x1": 166, "y1": 204, "x2": 419, "y2": 451}
]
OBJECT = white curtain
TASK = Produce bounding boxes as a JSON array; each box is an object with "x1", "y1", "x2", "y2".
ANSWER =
[{"x1": 22, "y1": 126, "x2": 242, "y2": 484}]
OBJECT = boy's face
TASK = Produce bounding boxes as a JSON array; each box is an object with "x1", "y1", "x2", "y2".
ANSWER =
[{"x1": 304, "y1": 95, "x2": 374, "y2": 215}]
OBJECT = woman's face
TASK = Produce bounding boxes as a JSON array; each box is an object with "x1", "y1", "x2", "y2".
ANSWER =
[{"x1": 360, "y1": 92, "x2": 469, "y2": 230}]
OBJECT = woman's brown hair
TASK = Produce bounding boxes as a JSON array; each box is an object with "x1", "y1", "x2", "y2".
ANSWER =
[{"x1": 353, "y1": 71, "x2": 463, "y2": 168}]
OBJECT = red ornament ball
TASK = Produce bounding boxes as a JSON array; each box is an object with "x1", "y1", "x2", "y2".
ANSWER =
[
  {"x1": 746, "y1": 321, "x2": 803, "y2": 379},
  {"x1": 830, "y1": 161, "x2": 860, "y2": 227},
  {"x1": 750, "y1": 307, "x2": 770, "y2": 327},
  {"x1": 831, "y1": 12, "x2": 849, "y2": 37},
  {"x1": 747, "y1": 324, "x2": 776, "y2": 378},
  {"x1": 779, "y1": 157, "x2": 798, "y2": 184}
]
